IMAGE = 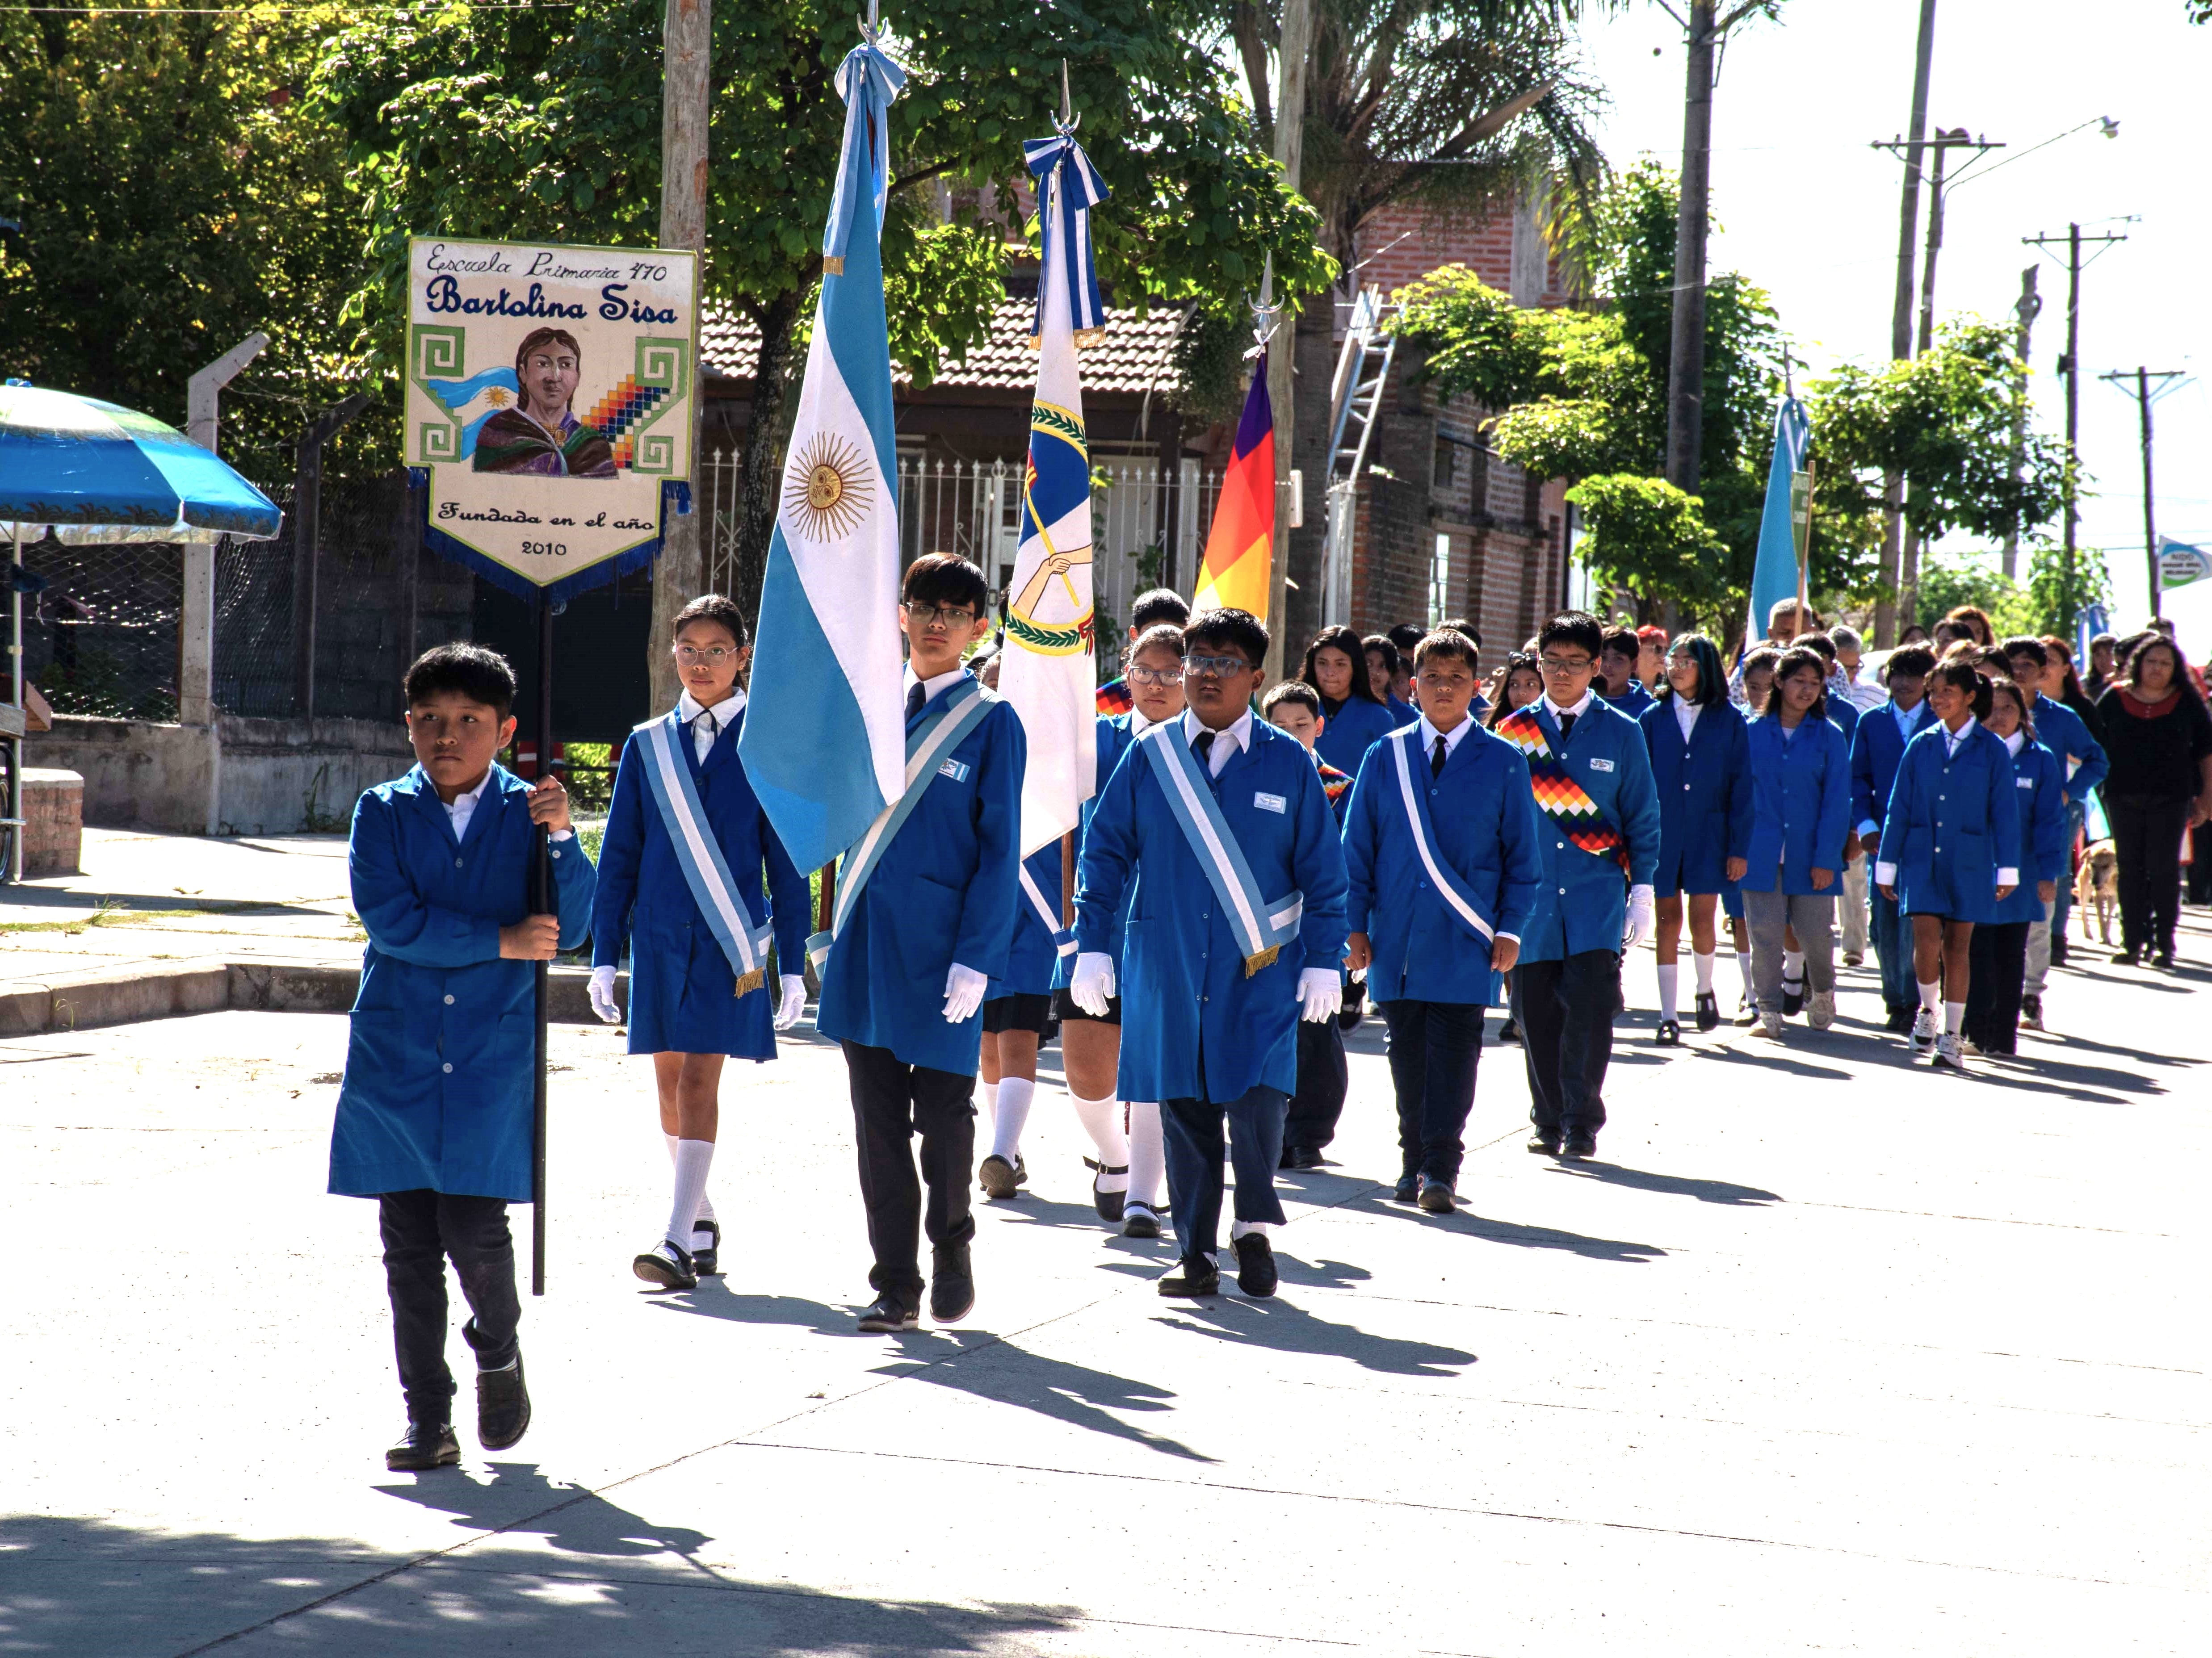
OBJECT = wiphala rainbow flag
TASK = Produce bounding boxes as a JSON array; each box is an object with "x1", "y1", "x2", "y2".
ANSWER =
[
  {"x1": 583, "y1": 377, "x2": 672, "y2": 470},
  {"x1": 1494, "y1": 707, "x2": 1627, "y2": 870}
]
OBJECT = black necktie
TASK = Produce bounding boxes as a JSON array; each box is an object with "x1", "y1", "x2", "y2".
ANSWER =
[
  {"x1": 1191, "y1": 729, "x2": 1216, "y2": 774},
  {"x1": 906, "y1": 682, "x2": 926, "y2": 720},
  {"x1": 1431, "y1": 734, "x2": 1448, "y2": 778},
  {"x1": 1557, "y1": 711, "x2": 1577, "y2": 743}
]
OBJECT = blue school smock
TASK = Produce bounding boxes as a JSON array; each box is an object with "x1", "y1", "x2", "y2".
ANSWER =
[
  {"x1": 591, "y1": 703, "x2": 811, "y2": 1058},
  {"x1": 989, "y1": 840, "x2": 1065, "y2": 1001},
  {"x1": 329, "y1": 765, "x2": 596, "y2": 1202},
  {"x1": 1342, "y1": 724, "x2": 1545, "y2": 1006},
  {"x1": 1880, "y1": 721, "x2": 2023, "y2": 924},
  {"x1": 815, "y1": 672, "x2": 1025, "y2": 1076},
  {"x1": 1601, "y1": 678, "x2": 1656, "y2": 719},
  {"x1": 2030, "y1": 693, "x2": 2109, "y2": 806},
  {"x1": 1051, "y1": 711, "x2": 1144, "y2": 994},
  {"x1": 1849, "y1": 698, "x2": 1933, "y2": 841},
  {"x1": 1315, "y1": 693, "x2": 1400, "y2": 777},
  {"x1": 1990, "y1": 738, "x2": 2069, "y2": 924},
  {"x1": 1075, "y1": 716, "x2": 1350, "y2": 1104},
  {"x1": 1515, "y1": 699, "x2": 1663, "y2": 963},
  {"x1": 1737, "y1": 714, "x2": 1853, "y2": 895},
  {"x1": 1386, "y1": 693, "x2": 1420, "y2": 727},
  {"x1": 1639, "y1": 695, "x2": 1753, "y2": 896},
  {"x1": 1827, "y1": 694, "x2": 1860, "y2": 751}
]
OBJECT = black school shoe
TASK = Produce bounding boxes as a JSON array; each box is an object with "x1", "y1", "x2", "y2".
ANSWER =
[
  {"x1": 930, "y1": 1243, "x2": 975, "y2": 1323},
  {"x1": 978, "y1": 1154, "x2": 1027, "y2": 1200},
  {"x1": 1086, "y1": 1159, "x2": 1129, "y2": 1221},
  {"x1": 386, "y1": 1421, "x2": 460, "y2": 1472},
  {"x1": 1694, "y1": 991, "x2": 1720, "y2": 1033},
  {"x1": 1526, "y1": 1133, "x2": 1561, "y2": 1156},
  {"x1": 1885, "y1": 1006, "x2": 1915, "y2": 1034},
  {"x1": 856, "y1": 1294, "x2": 920, "y2": 1333},
  {"x1": 1655, "y1": 1018, "x2": 1681, "y2": 1046},
  {"x1": 1781, "y1": 980, "x2": 1805, "y2": 1017},
  {"x1": 1121, "y1": 1201, "x2": 1163, "y2": 1239},
  {"x1": 1232, "y1": 1233, "x2": 1278, "y2": 1297},
  {"x1": 478, "y1": 1352, "x2": 531, "y2": 1452},
  {"x1": 633, "y1": 1239, "x2": 698, "y2": 1291},
  {"x1": 1158, "y1": 1255, "x2": 1220, "y2": 1297},
  {"x1": 1560, "y1": 1133, "x2": 1597, "y2": 1161},
  {"x1": 1392, "y1": 1171, "x2": 1419, "y2": 1202},
  {"x1": 1418, "y1": 1177, "x2": 1456, "y2": 1214},
  {"x1": 689, "y1": 1218, "x2": 721, "y2": 1276},
  {"x1": 1494, "y1": 1016, "x2": 1521, "y2": 1044}
]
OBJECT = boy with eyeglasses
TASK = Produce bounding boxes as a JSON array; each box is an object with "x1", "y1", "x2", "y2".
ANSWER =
[
  {"x1": 1071, "y1": 609, "x2": 1349, "y2": 1298},
  {"x1": 815, "y1": 553, "x2": 1026, "y2": 1332},
  {"x1": 1494, "y1": 612, "x2": 1662, "y2": 1160}
]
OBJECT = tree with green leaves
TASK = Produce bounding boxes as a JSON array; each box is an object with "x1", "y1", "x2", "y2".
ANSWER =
[
  {"x1": 312, "y1": 0, "x2": 1332, "y2": 615},
  {"x1": 0, "y1": 4, "x2": 370, "y2": 484},
  {"x1": 1564, "y1": 473, "x2": 1726, "y2": 617}
]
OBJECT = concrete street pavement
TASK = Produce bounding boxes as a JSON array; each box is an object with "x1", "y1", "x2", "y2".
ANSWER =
[{"x1": 1, "y1": 920, "x2": 2204, "y2": 1654}]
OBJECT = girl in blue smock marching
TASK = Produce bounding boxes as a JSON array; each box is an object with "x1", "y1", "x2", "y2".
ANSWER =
[
  {"x1": 1638, "y1": 634, "x2": 1752, "y2": 1043},
  {"x1": 1875, "y1": 657, "x2": 2023, "y2": 1072},
  {"x1": 1301, "y1": 624, "x2": 1402, "y2": 777},
  {"x1": 1960, "y1": 677, "x2": 2066, "y2": 1056},
  {"x1": 1737, "y1": 646, "x2": 1853, "y2": 1043},
  {"x1": 590, "y1": 594, "x2": 813, "y2": 1290}
]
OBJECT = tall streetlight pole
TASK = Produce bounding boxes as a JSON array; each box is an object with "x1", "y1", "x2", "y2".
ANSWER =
[
  {"x1": 2026, "y1": 224, "x2": 2127, "y2": 632},
  {"x1": 2100, "y1": 367, "x2": 2186, "y2": 618},
  {"x1": 1869, "y1": 0, "x2": 1938, "y2": 645}
]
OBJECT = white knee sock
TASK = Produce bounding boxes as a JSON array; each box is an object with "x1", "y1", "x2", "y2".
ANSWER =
[
  {"x1": 1736, "y1": 949, "x2": 1754, "y2": 994},
  {"x1": 1070, "y1": 1089, "x2": 1130, "y2": 1186},
  {"x1": 1656, "y1": 963, "x2": 1680, "y2": 1022},
  {"x1": 1693, "y1": 951, "x2": 1717, "y2": 994},
  {"x1": 1918, "y1": 979, "x2": 1941, "y2": 1014},
  {"x1": 1125, "y1": 1101, "x2": 1165, "y2": 1208},
  {"x1": 666, "y1": 1139, "x2": 714, "y2": 1249},
  {"x1": 1783, "y1": 948, "x2": 1805, "y2": 985},
  {"x1": 665, "y1": 1132, "x2": 716, "y2": 1242},
  {"x1": 989, "y1": 1076, "x2": 1033, "y2": 1162},
  {"x1": 981, "y1": 1080, "x2": 998, "y2": 1119},
  {"x1": 1230, "y1": 1218, "x2": 1272, "y2": 1240},
  {"x1": 1943, "y1": 1000, "x2": 1964, "y2": 1034}
]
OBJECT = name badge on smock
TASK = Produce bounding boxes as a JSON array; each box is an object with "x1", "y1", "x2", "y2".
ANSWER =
[
  {"x1": 938, "y1": 758, "x2": 972, "y2": 783},
  {"x1": 1588, "y1": 757, "x2": 1615, "y2": 773},
  {"x1": 2017, "y1": 777, "x2": 2035, "y2": 789},
  {"x1": 1253, "y1": 791, "x2": 1287, "y2": 814}
]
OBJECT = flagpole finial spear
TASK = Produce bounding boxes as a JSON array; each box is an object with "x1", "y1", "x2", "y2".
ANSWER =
[
  {"x1": 858, "y1": 0, "x2": 877, "y2": 44},
  {"x1": 1247, "y1": 251, "x2": 1279, "y2": 352},
  {"x1": 1059, "y1": 59, "x2": 1074, "y2": 130}
]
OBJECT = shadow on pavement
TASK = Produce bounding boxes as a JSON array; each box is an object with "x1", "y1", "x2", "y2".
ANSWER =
[
  {"x1": 873, "y1": 1336, "x2": 1217, "y2": 1463},
  {"x1": 0, "y1": 1513, "x2": 1081, "y2": 1657},
  {"x1": 1155, "y1": 1298, "x2": 1476, "y2": 1377},
  {"x1": 374, "y1": 1459, "x2": 709, "y2": 1558},
  {"x1": 1548, "y1": 1161, "x2": 1782, "y2": 1206},
  {"x1": 1699, "y1": 1046, "x2": 1853, "y2": 1080}
]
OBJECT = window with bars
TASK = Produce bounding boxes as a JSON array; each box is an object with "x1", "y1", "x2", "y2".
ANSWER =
[{"x1": 1428, "y1": 533, "x2": 1451, "y2": 625}]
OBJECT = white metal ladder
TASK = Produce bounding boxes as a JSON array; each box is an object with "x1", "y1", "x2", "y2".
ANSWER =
[{"x1": 1319, "y1": 287, "x2": 1396, "y2": 627}]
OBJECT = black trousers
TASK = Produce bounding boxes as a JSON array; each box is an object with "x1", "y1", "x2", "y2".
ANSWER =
[
  {"x1": 1380, "y1": 999, "x2": 1485, "y2": 1182},
  {"x1": 1283, "y1": 1016, "x2": 1348, "y2": 1154},
  {"x1": 378, "y1": 1190, "x2": 520, "y2": 1427},
  {"x1": 840, "y1": 1041, "x2": 976, "y2": 1301},
  {"x1": 2188, "y1": 822, "x2": 2212, "y2": 905},
  {"x1": 2108, "y1": 793, "x2": 2191, "y2": 955},
  {"x1": 1512, "y1": 950, "x2": 1616, "y2": 1141},
  {"x1": 1962, "y1": 920, "x2": 2029, "y2": 1055},
  {"x1": 1162, "y1": 1083, "x2": 1288, "y2": 1260}
]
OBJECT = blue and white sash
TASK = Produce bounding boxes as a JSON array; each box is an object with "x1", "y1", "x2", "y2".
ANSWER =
[
  {"x1": 1140, "y1": 724, "x2": 1303, "y2": 976},
  {"x1": 1387, "y1": 727, "x2": 1494, "y2": 944},
  {"x1": 808, "y1": 677, "x2": 999, "y2": 972},
  {"x1": 637, "y1": 712, "x2": 777, "y2": 997},
  {"x1": 1019, "y1": 862, "x2": 1078, "y2": 960}
]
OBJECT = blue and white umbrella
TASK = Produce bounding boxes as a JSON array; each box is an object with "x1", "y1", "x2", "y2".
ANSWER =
[{"x1": 0, "y1": 381, "x2": 282, "y2": 544}]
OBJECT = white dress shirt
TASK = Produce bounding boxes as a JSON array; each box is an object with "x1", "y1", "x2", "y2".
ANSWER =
[
  {"x1": 1128, "y1": 706, "x2": 1159, "y2": 738},
  {"x1": 1672, "y1": 695, "x2": 1700, "y2": 741},
  {"x1": 1542, "y1": 688, "x2": 1595, "y2": 725},
  {"x1": 904, "y1": 663, "x2": 970, "y2": 709},
  {"x1": 1942, "y1": 714, "x2": 1978, "y2": 756},
  {"x1": 676, "y1": 687, "x2": 744, "y2": 764},
  {"x1": 1416, "y1": 712, "x2": 1477, "y2": 762},
  {"x1": 443, "y1": 769, "x2": 572, "y2": 843},
  {"x1": 1180, "y1": 706, "x2": 1254, "y2": 776}
]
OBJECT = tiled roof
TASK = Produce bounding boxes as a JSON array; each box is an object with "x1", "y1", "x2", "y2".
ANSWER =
[{"x1": 700, "y1": 298, "x2": 1190, "y2": 397}]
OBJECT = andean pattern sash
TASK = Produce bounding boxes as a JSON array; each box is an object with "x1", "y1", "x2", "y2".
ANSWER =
[
  {"x1": 1386, "y1": 728, "x2": 1494, "y2": 942},
  {"x1": 1494, "y1": 706, "x2": 1628, "y2": 871},
  {"x1": 636, "y1": 712, "x2": 776, "y2": 996},
  {"x1": 1140, "y1": 724, "x2": 1303, "y2": 976},
  {"x1": 807, "y1": 677, "x2": 999, "y2": 972}
]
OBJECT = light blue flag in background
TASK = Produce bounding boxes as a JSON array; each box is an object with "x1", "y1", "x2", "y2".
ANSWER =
[{"x1": 1745, "y1": 397, "x2": 1812, "y2": 651}]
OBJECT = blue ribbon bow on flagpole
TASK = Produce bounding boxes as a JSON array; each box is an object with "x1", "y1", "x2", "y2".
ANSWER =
[
  {"x1": 1024, "y1": 124, "x2": 1110, "y2": 340},
  {"x1": 822, "y1": 40, "x2": 907, "y2": 276}
]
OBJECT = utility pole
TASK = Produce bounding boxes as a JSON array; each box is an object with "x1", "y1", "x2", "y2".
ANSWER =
[
  {"x1": 1663, "y1": 1, "x2": 1718, "y2": 501},
  {"x1": 1872, "y1": 0, "x2": 1939, "y2": 645},
  {"x1": 180, "y1": 333, "x2": 268, "y2": 738},
  {"x1": 2001, "y1": 266, "x2": 2040, "y2": 581},
  {"x1": 1261, "y1": 0, "x2": 1314, "y2": 686},
  {"x1": 647, "y1": 0, "x2": 712, "y2": 711},
  {"x1": 2025, "y1": 224, "x2": 2126, "y2": 635},
  {"x1": 2100, "y1": 367, "x2": 2186, "y2": 617}
]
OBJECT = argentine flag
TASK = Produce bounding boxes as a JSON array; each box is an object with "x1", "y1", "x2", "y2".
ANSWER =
[
  {"x1": 1745, "y1": 396, "x2": 1811, "y2": 650},
  {"x1": 740, "y1": 40, "x2": 910, "y2": 876},
  {"x1": 421, "y1": 366, "x2": 522, "y2": 458}
]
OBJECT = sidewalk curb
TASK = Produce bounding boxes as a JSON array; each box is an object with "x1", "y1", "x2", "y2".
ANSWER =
[{"x1": 0, "y1": 959, "x2": 620, "y2": 1037}]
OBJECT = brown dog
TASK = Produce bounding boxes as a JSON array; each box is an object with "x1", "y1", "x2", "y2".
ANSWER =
[{"x1": 2074, "y1": 839, "x2": 2118, "y2": 944}]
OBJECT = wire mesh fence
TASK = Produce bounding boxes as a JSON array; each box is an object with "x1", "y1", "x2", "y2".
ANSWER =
[{"x1": 17, "y1": 538, "x2": 183, "y2": 722}]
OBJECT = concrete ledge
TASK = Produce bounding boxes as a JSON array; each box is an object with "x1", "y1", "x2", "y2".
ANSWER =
[{"x1": 2, "y1": 960, "x2": 624, "y2": 1035}]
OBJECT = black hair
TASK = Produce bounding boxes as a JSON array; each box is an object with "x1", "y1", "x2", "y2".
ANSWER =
[
  {"x1": 1660, "y1": 632, "x2": 1727, "y2": 708},
  {"x1": 1412, "y1": 628, "x2": 1479, "y2": 672},
  {"x1": 1131, "y1": 587, "x2": 1190, "y2": 631},
  {"x1": 1361, "y1": 633, "x2": 1402, "y2": 676},
  {"x1": 1487, "y1": 651, "x2": 1543, "y2": 729},
  {"x1": 672, "y1": 592, "x2": 749, "y2": 647},
  {"x1": 512, "y1": 326, "x2": 584, "y2": 416},
  {"x1": 1929, "y1": 656, "x2": 1994, "y2": 720},
  {"x1": 1537, "y1": 611, "x2": 1605, "y2": 659},
  {"x1": 1898, "y1": 624, "x2": 1931, "y2": 645},
  {"x1": 1985, "y1": 674, "x2": 2036, "y2": 740},
  {"x1": 405, "y1": 642, "x2": 516, "y2": 717},
  {"x1": 1440, "y1": 617, "x2": 1483, "y2": 652},
  {"x1": 1387, "y1": 622, "x2": 1425, "y2": 653},
  {"x1": 2001, "y1": 634, "x2": 2049, "y2": 669},
  {"x1": 1796, "y1": 631, "x2": 1838, "y2": 664},
  {"x1": 2120, "y1": 634, "x2": 2204, "y2": 703},
  {"x1": 902, "y1": 551, "x2": 988, "y2": 613},
  {"x1": 1125, "y1": 621, "x2": 1186, "y2": 664},
  {"x1": 1261, "y1": 680, "x2": 1321, "y2": 719},
  {"x1": 1300, "y1": 623, "x2": 1385, "y2": 704},
  {"x1": 1740, "y1": 645, "x2": 1783, "y2": 703},
  {"x1": 1763, "y1": 645, "x2": 1830, "y2": 722},
  {"x1": 1184, "y1": 607, "x2": 1269, "y2": 670},
  {"x1": 1600, "y1": 625, "x2": 1639, "y2": 661},
  {"x1": 1884, "y1": 644, "x2": 1937, "y2": 682}
]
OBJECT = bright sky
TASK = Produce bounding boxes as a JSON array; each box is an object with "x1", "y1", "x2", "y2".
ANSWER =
[{"x1": 1573, "y1": 0, "x2": 2211, "y2": 629}]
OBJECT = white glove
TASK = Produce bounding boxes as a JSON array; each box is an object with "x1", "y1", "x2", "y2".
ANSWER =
[
  {"x1": 1297, "y1": 966, "x2": 1341, "y2": 1023},
  {"x1": 772, "y1": 972, "x2": 808, "y2": 1031},
  {"x1": 1070, "y1": 951, "x2": 1116, "y2": 1017},
  {"x1": 942, "y1": 962, "x2": 988, "y2": 1024},
  {"x1": 587, "y1": 964, "x2": 622, "y2": 1025},
  {"x1": 1622, "y1": 883, "x2": 1656, "y2": 950}
]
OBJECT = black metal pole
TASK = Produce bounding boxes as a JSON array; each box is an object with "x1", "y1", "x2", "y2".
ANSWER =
[{"x1": 530, "y1": 590, "x2": 552, "y2": 1296}]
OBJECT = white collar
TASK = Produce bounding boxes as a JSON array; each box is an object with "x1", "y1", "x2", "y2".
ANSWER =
[
  {"x1": 1943, "y1": 714, "x2": 1979, "y2": 746},
  {"x1": 1673, "y1": 694, "x2": 1701, "y2": 732},
  {"x1": 677, "y1": 687, "x2": 744, "y2": 727},
  {"x1": 441, "y1": 769, "x2": 492, "y2": 815},
  {"x1": 903, "y1": 663, "x2": 970, "y2": 705},
  {"x1": 1129, "y1": 706, "x2": 1162, "y2": 737},
  {"x1": 2003, "y1": 729, "x2": 2027, "y2": 757},
  {"x1": 1181, "y1": 704, "x2": 1254, "y2": 752},
  {"x1": 1417, "y1": 712, "x2": 1476, "y2": 756},
  {"x1": 1544, "y1": 688, "x2": 1595, "y2": 721}
]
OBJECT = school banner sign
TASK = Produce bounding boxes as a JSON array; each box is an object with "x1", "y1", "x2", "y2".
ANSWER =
[{"x1": 403, "y1": 236, "x2": 698, "y2": 601}]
